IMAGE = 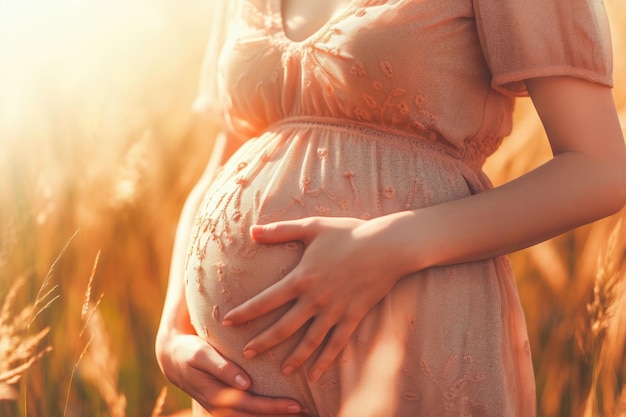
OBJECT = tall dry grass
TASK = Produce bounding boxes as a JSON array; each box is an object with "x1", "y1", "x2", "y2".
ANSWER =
[{"x1": 0, "y1": 0, "x2": 625, "y2": 416}]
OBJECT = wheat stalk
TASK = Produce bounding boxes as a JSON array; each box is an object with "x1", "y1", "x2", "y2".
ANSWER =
[
  {"x1": 63, "y1": 250, "x2": 104, "y2": 417},
  {"x1": 584, "y1": 219, "x2": 624, "y2": 417},
  {"x1": 151, "y1": 386, "x2": 168, "y2": 417},
  {"x1": 26, "y1": 230, "x2": 78, "y2": 328},
  {"x1": 63, "y1": 250, "x2": 129, "y2": 417},
  {"x1": 0, "y1": 276, "x2": 53, "y2": 398}
]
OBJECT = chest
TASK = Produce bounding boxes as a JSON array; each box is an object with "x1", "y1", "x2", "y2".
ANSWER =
[
  {"x1": 280, "y1": 0, "x2": 353, "y2": 42},
  {"x1": 218, "y1": 0, "x2": 493, "y2": 135},
  {"x1": 223, "y1": 0, "x2": 482, "y2": 89}
]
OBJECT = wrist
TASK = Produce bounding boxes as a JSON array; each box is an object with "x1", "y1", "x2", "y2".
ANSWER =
[
  {"x1": 354, "y1": 210, "x2": 431, "y2": 278},
  {"x1": 155, "y1": 321, "x2": 196, "y2": 359}
]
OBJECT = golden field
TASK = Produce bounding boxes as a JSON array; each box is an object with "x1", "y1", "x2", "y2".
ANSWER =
[{"x1": 0, "y1": 1, "x2": 625, "y2": 416}]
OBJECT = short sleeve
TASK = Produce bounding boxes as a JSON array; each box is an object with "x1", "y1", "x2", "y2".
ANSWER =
[
  {"x1": 192, "y1": 0, "x2": 241, "y2": 123},
  {"x1": 473, "y1": 0, "x2": 614, "y2": 97}
]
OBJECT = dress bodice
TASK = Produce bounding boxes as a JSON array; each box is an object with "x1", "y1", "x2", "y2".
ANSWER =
[
  {"x1": 196, "y1": 0, "x2": 612, "y2": 170},
  {"x1": 220, "y1": 0, "x2": 509, "y2": 169}
]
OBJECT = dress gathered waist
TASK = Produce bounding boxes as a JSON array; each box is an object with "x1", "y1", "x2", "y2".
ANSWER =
[
  {"x1": 261, "y1": 116, "x2": 489, "y2": 193},
  {"x1": 264, "y1": 116, "x2": 460, "y2": 159}
]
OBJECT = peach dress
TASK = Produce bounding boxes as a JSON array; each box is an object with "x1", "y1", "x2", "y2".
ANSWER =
[{"x1": 186, "y1": 0, "x2": 613, "y2": 416}]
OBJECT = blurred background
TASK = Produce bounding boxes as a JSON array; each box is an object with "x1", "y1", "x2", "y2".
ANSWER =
[{"x1": 0, "y1": 0, "x2": 624, "y2": 416}]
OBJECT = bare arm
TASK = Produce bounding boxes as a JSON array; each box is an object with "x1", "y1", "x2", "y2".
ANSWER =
[
  {"x1": 363, "y1": 76, "x2": 626, "y2": 272},
  {"x1": 223, "y1": 76, "x2": 626, "y2": 380}
]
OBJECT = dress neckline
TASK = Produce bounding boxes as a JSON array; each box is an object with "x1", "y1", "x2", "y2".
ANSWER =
[{"x1": 274, "y1": 0, "x2": 357, "y2": 45}]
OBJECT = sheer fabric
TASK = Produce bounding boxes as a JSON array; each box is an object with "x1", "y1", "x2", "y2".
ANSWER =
[{"x1": 185, "y1": 1, "x2": 613, "y2": 416}]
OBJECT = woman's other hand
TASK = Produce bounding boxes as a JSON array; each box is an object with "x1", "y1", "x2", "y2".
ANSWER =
[
  {"x1": 155, "y1": 331, "x2": 304, "y2": 417},
  {"x1": 222, "y1": 216, "x2": 410, "y2": 382}
]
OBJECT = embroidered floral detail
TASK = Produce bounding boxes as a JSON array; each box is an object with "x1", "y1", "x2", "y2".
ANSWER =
[
  {"x1": 443, "y1": 355, "x2": 459, "y2": 378},
  {"x1": 404, "y1": 178, "x2": 420, "y2": 209},
  {"x1": 361, "y1": 92, "x2": 378, "y2": 109},
  {"x1": 231, "y1": 265, "x2": 245, "y2": 274},
  {"x1": 443, "y1": 373, "x2": 487, "y2": 404},
  {"x1": 414, "y1": 92, "x2": 424, "y2": 107},
  {"x1": 231, "y1": 211, "x2": 243, "y2": 222},
  {"x1": 383, "y1": 186, "x2": 396, "y2": 199},
  {"x1": 338, "y1": 199, "x2": 350, "y2": 210},
  {"x1": 236, "y1": 161, "x2": 248, "y2": 172},
  {"x1": 211, "y1": 305, "x2": 220, "y2": 321},
  {"x1": 379, "y1": 60, "x2": 394, "y2": 78},
  {"x1": 354, "y1": 107, "x2": 372, "y2": 121},
  {"x1": 420, "y1": 359, "x2": 437, "y2": 382},
  {"x1": 463, "y1": 134, "x2": 504, "y2": 170},
  {"x1": 354, "y1": 8, "x2": 366, "y2": 17},
  {"x1": 194, "y1": 265, "x2": 205, "y2": 294},
  {"x1": 214, "y1": 262, "x2": 227, "y2": 279},
  {"x1": 236, "y1": 177, "x2": 249, "y2": 187},
  {"x1": 463, "y1": 355, "x2": 474, "y2": 363},
  {"x1": 316, "y1": 205, "x2": 332, "y2": 215},
  {"x1": 390, "y1": 114, "x2": 403, "y2": 125},
  {"x1": 317, "y1": 148, "x2": 329, "y2": 159},
  {"x1": 351, "y1": 61, "x2": 366, "y2": 78},
  {"x1": 372, "y1": 80, "x2": 383, "y2": 91},
  {"x1": 397, "y1": 101, "x2": 410, "y2": 115}
]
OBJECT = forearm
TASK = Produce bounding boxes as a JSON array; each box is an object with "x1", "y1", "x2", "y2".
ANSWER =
[
  {"x1": 360, "y1": 77, "x2": 626, "y2": 275},
  {"x1": 362, "y1": 148, "x2": 626, "y2": 274}
]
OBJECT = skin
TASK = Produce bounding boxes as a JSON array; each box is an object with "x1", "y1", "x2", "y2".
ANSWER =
[
  {"x1": 223, "y1": 76, "x2": 626, "y2": 382},
  {"x1": 155, "y1": 0, "x2": 626, "y2": 415}
]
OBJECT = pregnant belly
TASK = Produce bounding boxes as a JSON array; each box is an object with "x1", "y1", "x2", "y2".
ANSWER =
[{"x1": 184, "y1": 121, "x2": 481, "y2": 410}]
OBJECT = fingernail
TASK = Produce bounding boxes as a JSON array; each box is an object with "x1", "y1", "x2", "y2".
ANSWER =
[
  {"x1": 287, "y1": 405, "x2": 301, "y2": 414},
  {"x1": 222, "y1": 319, "x2": 233, "y2": 327},
  {"x1": 310, "y1": 369, "x2": 322, "y2": 382},
  {"x1": 250, "y1": 226, "x2": 262, "y2": 240},
  {"x1": 234, "y1": 374, "x2": 248, "y2": 389},
  {"x1": 282, "y1": 365, "x2": 294, "y2": 376},
  {"x1": 243, "y1": 348, "x2": 257, "y2": 359}
]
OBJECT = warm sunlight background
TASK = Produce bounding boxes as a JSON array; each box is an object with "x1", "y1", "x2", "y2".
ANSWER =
[{"x1": 0, "y1": 0, "x2": 625, "y2": 416}]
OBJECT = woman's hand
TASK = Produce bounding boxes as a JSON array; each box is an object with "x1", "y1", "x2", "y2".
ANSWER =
[
  {"x1": 222, "y1": 216, "x2": 408, "y2": 382},
  {"x1": 155, "y1": 332, "x2": 303, "y2": 417}
]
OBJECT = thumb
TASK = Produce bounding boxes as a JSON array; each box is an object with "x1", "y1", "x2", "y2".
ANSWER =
[
  {"x1": 191, "y1": 336, "x2": 252, "y2": 390},
  {"x1": 250, "y1": 219, "x2": 316, "y2": 244}
]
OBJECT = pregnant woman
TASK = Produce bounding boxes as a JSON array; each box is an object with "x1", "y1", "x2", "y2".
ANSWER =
[{"x1": 156, "y1": 0, "x2": 626, "y2": 416}]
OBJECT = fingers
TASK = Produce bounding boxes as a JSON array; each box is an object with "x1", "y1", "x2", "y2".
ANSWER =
[
  {"x1": 250, "y1": 218, "x2": 319, "y2": 244},
  {"x1": 222, "y1": 278, "x2": 299, "y2": 326},
  {"x1": 190, "y1": 337, "x2": 251, "y2": 389},
  {"x1": 279, "y1": 310, "x2": 340, "y2": 375},
  {"x1": 194, "y1": 374, "x2": 302, "y2": 415},
  {"x1": 241, "y1": 302, "x2": 315, "y2": 359},
  {"x1": 175, "y1": 336, "x2": 303, "y2": 415},
  {"x1": 308, "y1": 319, "x2": 360, "y2": 381}
]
